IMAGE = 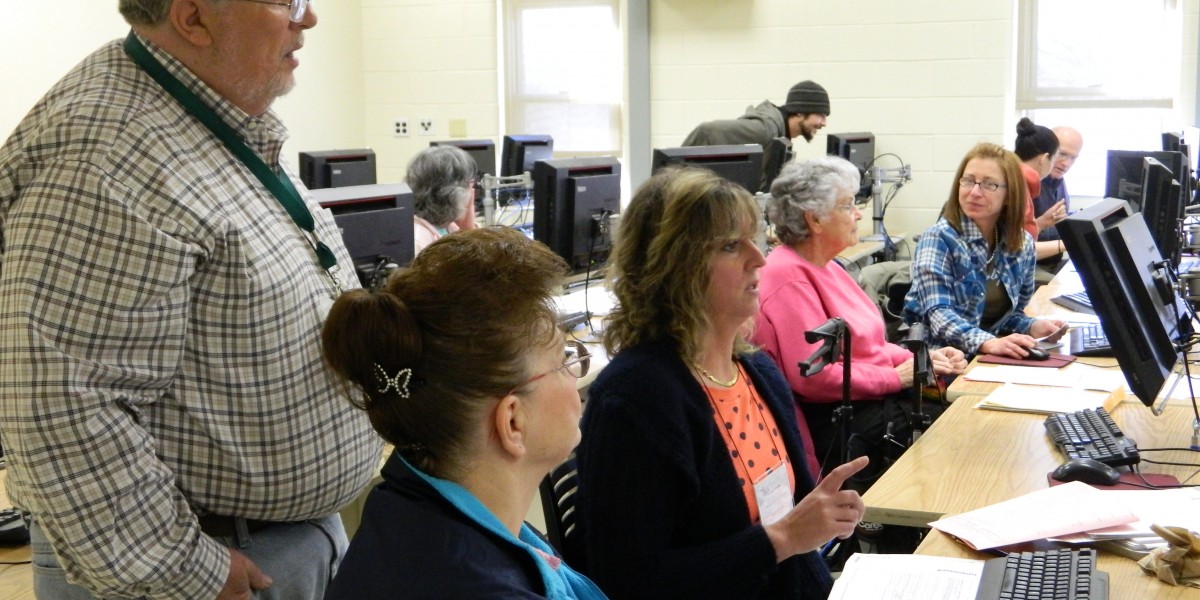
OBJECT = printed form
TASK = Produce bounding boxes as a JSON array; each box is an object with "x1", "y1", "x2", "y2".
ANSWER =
[{"x1": 829, "y1": 553, "x2": 983, "y2": 600}]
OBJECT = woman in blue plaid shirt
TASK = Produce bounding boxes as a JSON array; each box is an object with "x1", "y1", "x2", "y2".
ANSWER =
[{"x1": 903, "y1": 143, "x2": 1066, "y2": 357}]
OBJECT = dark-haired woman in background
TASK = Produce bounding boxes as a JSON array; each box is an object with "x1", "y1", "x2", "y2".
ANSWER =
[
  {"x1": 904, "y1": 143, "x2": 1065, "y2": 358},
  {"x1": 405, "y1": 145, "x2": 479, "y2": 255},
  {"x1": 321, "y1": 227, "x2": 605, "y2": 599},
  {"x1": 1014, "y1": 117, "x2": 1067, "y2": 261},
  {"x1": 576, "y1": 165, "x2": 867, "y2": 600}
]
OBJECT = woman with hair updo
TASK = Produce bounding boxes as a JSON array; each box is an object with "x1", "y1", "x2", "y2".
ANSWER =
[
  {"x1": 1014, "y1": 117, "x2": 1068, "y2": 261},
  {"x1": 321, "y1": 227, "x2": 605, "y2": 599},
  {"x1": 575, "y1": 165, "x2": 867, "y2": 600},
  {"x1": 904, "y1": 143, "x2": 1066, "y2": 359},
  {"x1": 405, "y1": 145, "x2": 479, "y2": 254},
  {"x1": 752, "y1": 157, "x2": 967, "y2": 481}
]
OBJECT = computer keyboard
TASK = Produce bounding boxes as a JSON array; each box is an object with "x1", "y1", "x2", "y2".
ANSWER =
[
  {"x1": 1044, "y1": 407, "x2": 1140, "y2": 468},
  {"x1": 0, "y1": 508, "x2": 29, "y2": 545},
  {"x1": 1070, "y1": 323, "x2": 1111, "y2": 357},
  {"x1": 976, "y1": 548, "x2": 1107, "y2": 600},
  {"x1": 1050, "y1": 291, "x2": 1094, "y2": 315}
]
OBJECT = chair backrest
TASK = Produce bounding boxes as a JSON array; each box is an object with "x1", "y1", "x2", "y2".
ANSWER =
[{"x1": 538, "y1": 453, "x2": 587, "y2": 572}]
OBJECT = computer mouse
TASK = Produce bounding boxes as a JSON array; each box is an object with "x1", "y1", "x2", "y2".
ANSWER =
[
  {"x1": 1050, "y1": 458, "x2": 1121, "y2": 486},
  {"x1": 1025, "y1": 346, "x2": 1050, "y2": 361}
]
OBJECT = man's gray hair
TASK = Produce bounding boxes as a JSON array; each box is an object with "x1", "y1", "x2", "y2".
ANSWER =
[
  {"x1": 119, "y1": 0, "x2": 174, "y2": 26},
  {"x1": 767, "y1": 156, "x2": 860, "y2": 245},
  {"x1": 406, "y1": 146, "x2": 477, "y2": 227}
]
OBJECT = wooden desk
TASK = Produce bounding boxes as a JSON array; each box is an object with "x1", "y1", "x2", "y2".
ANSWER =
[
  {"x1": 944, "y1": 263, "x2": 1122, "y2": 403},
  {"x1": 863, "y1": 389, "x2": 1200, "y2": 596},
  {"x1": 0, "y1": 469, "x2": 33, "y2": 600},
  {"x1": 916, "y1": 531, "x2": 1200, "y2": 599}
]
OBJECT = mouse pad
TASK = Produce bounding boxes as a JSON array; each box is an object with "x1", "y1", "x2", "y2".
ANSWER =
[
  {"x1": 979, "y1": 354, "x2": 1076, "y2": 368},
  {"x1": 1046, "y1": 471, "x2": 1180, "y2": 491}
]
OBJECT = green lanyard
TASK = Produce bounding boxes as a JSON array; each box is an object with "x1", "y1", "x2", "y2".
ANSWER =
[{"x1": 122, "y1": 32, "x2": 343, "y2": 296}]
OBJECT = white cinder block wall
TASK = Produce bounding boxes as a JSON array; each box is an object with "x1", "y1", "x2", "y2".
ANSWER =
[
  {"x1": 5, "y1": 1, "x2": 1198, "y2": 238},
  {"x1": 655, "y1": 0, "x2": 1019, "y2": 240},
  {"x1": 360, "y1": 0, "x2": 500, "y2": 185}
]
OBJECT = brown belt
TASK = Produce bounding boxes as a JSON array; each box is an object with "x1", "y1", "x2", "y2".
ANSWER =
[{"x1": 197, "y1": 514, "x2": 282, "y2": 539}]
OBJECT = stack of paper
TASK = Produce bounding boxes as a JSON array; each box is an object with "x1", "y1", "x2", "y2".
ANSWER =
[
  {"x1": 930, "y1": 481, "x2": 1138, "y2": 550},
  {"x1": 973, "y1": 382, "x2": 1120, "y2": 414}
]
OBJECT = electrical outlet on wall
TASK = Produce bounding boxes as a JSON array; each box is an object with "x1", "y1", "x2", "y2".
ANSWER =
[
  {"x1": 418, "y1": 118, "x2": 434, "y2": 136},
  {"x1": 393, "y1": 119, "x2": 410, "y2": 137}
]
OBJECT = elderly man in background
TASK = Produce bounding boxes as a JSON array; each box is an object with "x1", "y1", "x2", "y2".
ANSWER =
[
  {"x1": 0, "y1": 1, "x2": 382, "y2": 598},
  {"x1": 1034, "y1": 126, "x2": 1083, "y2": 281}
]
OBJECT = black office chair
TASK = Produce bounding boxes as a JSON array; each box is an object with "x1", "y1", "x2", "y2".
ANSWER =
[{"x1": 538, "y1": 453, "x2": 587, "y2": 573}]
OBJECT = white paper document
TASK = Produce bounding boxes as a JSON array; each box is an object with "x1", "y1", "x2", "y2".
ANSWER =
[
  {"x1": 963, "y1": 364, "x2": 1126, "y2": 392},
  {"x1": 974, "y1": 382, "x2": 1112, "y2": 414},
  {"x1": 1053, "y1": 487, "x2": 1200, "y2": 542},
  {"x1": 929, "y1": 481, "x2": 1138, "y2": 550},
  {"x1": 829, "y1": 553, "x2": 984, "y2": 600}
]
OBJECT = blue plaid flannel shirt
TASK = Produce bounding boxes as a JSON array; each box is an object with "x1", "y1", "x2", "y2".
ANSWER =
[{"x1": 903, "y1": 217, "x2": 1036, "y2": 354}]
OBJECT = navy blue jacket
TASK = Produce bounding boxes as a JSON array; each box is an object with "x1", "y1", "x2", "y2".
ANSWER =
[
  {"x1": 326, "y1": 453, "x2": 548, "y2": 599},
  {"x1": 576, "y1": 342, "x2": 833, "y2": 599}
]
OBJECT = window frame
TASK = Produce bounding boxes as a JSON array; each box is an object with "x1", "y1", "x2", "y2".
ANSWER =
[{"x1": 503, "y1": 0, "x2": 624, "y2": 156}]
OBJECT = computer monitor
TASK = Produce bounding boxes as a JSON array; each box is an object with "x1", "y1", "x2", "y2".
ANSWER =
[
  {"x1": 651, "y1": 144, "x2": 764, "y2": 193},
  {"x1": 826, "y1": 132, "x2": 875, "y2": 173},
  {"x1": 309, "y1": 183, "x2": 415, "y2": 287},
  {"x1": 1104, "y1": 149, "x2": 1187, "y2": 208},
  {"x1": 501, "y1": 135, "x2": 554, "y2": 177},
  {"x1": 430, "y1": 139, "x2": 496, "y2": 178},
  {"x1": 298, "y1": 149, "x2": 377, "y2": 190},
  {"x1": 532, "y1": 157, "x2": 621, "y2": 274},
  {"x1": 1058, "y1": 198, "x2": 1193, "y2": 413},
  {"x1": 762, "y1": 137, "x2": 794, "y2": 194},
  {"x1": 1136, "y1": 157, "x2": 1184, "y2": 266},
  {"x1": 1163, "y1": 131, "x2": 1184, "y2": 153}
]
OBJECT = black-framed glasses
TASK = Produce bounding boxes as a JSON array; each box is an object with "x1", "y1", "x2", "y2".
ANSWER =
[
  {"x1": 959, "y1": 177, "x2": 1005, "y2": 193},
  {"x1": 511, "y1": 340, "x2": 590, "y2": 394},
  {"x1": 230, "y1": 0, "x2": 311, "y2": 22}
]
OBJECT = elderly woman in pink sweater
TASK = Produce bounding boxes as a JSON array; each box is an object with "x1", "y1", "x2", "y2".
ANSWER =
[{"x1": 752, "y1": 156, "x2": 966, "y2": 485}]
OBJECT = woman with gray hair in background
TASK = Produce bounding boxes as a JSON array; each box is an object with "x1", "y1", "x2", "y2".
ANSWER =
[
  {"x1": 405, "y1": 145, "x2": 479, "y2": 254},
  {"x1": 751, "y1": 156, "x2": 966, "y2": 483}
]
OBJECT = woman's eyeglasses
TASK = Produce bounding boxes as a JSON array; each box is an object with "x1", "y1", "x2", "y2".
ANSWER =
[
  {"x1": 511, "y1": 340, "x2": 590, "y2": 394},
  {"x1": 959, "y1": 177, "x2": 1006, "y2": 192}
]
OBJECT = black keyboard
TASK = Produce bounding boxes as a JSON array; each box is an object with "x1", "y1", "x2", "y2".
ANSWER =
[
  {"x1": 1044, "y1": 408, "x2": 1140, "y2": 467},
  {"x1": 976, "y1": 548, "x2": 1108, "y2": 600},
  {"x1": 1070, "y1": 323, "x2": 1111, "y2": 357},
  {"x1": 1050, "y1": 291, "x2": 1094, "y2": 315},
  {"x1": 0, "y1": 508, "x2": 29, "y2": 545}
]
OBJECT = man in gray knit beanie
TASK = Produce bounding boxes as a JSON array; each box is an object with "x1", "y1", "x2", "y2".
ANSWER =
[
  {"x1": 682, "y1": 80, "x2": 831, "y2": 148},
  {"x1": 680, "y1": 80, "x2": 831, "y2": 191}
]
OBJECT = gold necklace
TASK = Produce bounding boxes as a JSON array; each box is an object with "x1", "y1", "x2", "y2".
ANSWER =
[{"x1": 696, "y1": 364, "x2": 739, "y2": 387}]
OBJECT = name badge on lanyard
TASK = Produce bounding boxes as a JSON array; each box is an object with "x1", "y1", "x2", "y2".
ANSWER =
[{"x1": 754, "y1": 462, "x2": 793, "y2": 525}]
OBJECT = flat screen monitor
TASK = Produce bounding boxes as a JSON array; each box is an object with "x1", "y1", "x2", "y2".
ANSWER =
[
  {"x1": 1104, "y1": 149, "x2": 1187, "y2": 209},
  {"x1": 532, "y1": 157, "x2": 621, "y2": 274},
  {"x1": 310, "y1": 183, "x2": 415, "y2": 287},
  {"x1": 762, "y1": 137, "x2": 794, "y2": 194},
  {"x1": 1137, "y1": 157, "x2": 1184, "y2": 266},
  {"x1": 826, "y1": 131, "x2": 875, "y2": 173},
  {"x1": 501, "y1": 135, "x2": 554, "y2": 177},
  {"x1": 299, "y1": 149, "x2": 377, "y2": 190},
  {"x1": 1163, "y1": 131, "x2": 1184, "y2": 153},
  {"x1": 1058, "y1": 198, "x2": 1192, "y2": 413},
  {"x1": 651, "y1": 144, "x2": 763, "y2": 193},
  {"x1": 430, "y1": 139, "x2": 496, "y2": 178}
]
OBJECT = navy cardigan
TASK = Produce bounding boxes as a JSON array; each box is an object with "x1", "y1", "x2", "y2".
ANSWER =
[{"x1": 576, "y1": 341, "x2": 833, "y2": 599}]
